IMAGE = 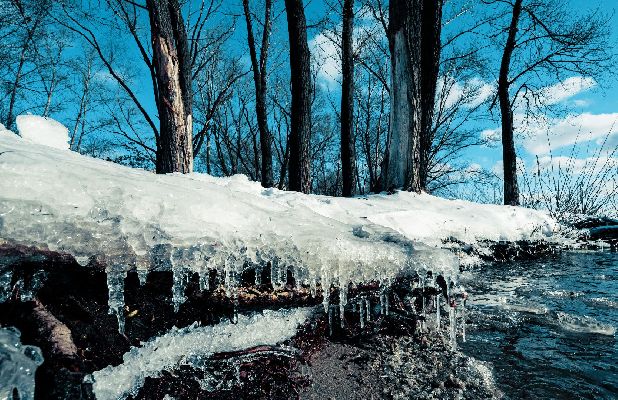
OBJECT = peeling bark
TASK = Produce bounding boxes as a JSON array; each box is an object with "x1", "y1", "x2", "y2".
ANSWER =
[
  {"x1": 382, "y1": 0, "x2": 423, "y2": 192},
  {"x1": 147, "y1": 0, "x2": 194, "y2": 174}
]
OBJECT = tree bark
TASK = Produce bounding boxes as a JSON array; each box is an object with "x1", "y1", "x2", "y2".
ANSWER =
[
  {"x1": 498, "y1": 0, "x2": 522, "y2": 206},
  {"x1": 243, "y1": 0, "x2": 274, "y2": 188},
  {"x1": 419, "y1": 0, "x2": 443, "y2": 191},
  {"x1": 340, "y1": 0, "x2": 356, "y2": 197},
  {"x1": 285, "y1": 0, "x2": 313, "y2": 193},
  {"x1": 147, "y1": 0, "x2": 194, "y2": 174},
  {"x1": 381, "y1": 0, "x2": 423, "y2": 192}
]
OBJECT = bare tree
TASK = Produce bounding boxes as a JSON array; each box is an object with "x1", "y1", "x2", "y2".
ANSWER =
[
  {"x1": 147, "y1": 0, "x2": 194, "y2": 173},
  {"x1": 419, "y1": 0, "x2": 444, "y2": 191},
  {"x1": 243, "y1": 0, "x2": 274, "y2": 188},
  {"x1": 380, "y1": 0, "x2": 422, "y2": 192},
  {"x1": 1, "y1": 0, "x2": 49, "y2": 130},
  {"x1": 284, "y1": 0, "x2": 313, "y2": 193},
  {"x1": 340, "y1": 0, "x2": 356, "y2": 196},
  {"x1": 485, "y1": 0, "x2": 612, "y2": 205}
]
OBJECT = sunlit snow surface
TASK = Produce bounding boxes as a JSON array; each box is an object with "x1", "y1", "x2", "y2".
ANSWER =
[
  {"x1": 15, "y1": 115, "x2": 70, "y2": 150},
  {"x1": 0, "y1": 120, "x2": 555, "y2": 275},
  {"x1": 90, "y1": 308, "x2": 313, "y2": 400}
]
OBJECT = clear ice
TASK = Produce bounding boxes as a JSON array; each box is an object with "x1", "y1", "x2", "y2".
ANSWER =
[
  {"x1": 90, "y1": 308, "x2": 313, "y2": 400},
  {"x1": 0, "y1": 327, "x2": 44, "y2": 400}
]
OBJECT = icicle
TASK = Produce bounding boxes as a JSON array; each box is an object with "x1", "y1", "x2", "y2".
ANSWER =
[
  {"x1": 107, "y1": 267, "x2": 126, "y2": 334},
  {"x1": 199, "y1": 269, "x2": 209, "y2": 292},
  {"x1": 224, "y1": 258, "x2": 241, "y2": 298},
  {"x1": 279, "y1": 263, "x2": 287, "y2": 287},
  {"x1": 421, "y1": 276, "x2": 426, "y2": 332},
  {"x1": 231, "y1": 291, "x2": 239, "y2": 324},
  {"x1": 310, "y1": 276, "x2": 317, "y2": 298},
  {"x1": 136, "y1": 270, "x2": 148, "y2": 286},
  {"x1": 435, "y1": 294, "x2": 441, "y2": 329},
  {"x1": 321, "y1": 277, "x2": 330, "y2": 314},
  {"x1": 339, "y1": 285, "x2": 348, "y2": 328},
  {"x1": 380, "y1": 293, "x2": 385, "y2": 316},
  {"x1": 254, "y1": 265, "x2": 262, "y2": 286},
  {"x1": 365, "y1": 298, "x2": 371, "y2": 322},
  {"x1": 328, "y1": 305, "x2": 334, "y2": 336},
  {"x1": 270, "y1": 259, "x2": 279, "y2": 290},
  {"x1": 359, "y1": 299, "x2": 365, "y2": 329},
  {"x1": 235, "y1": 362, "x2": 241, "y2": 384},
  {"x1": 449, "y1": 301, "x2": 457, "y2": 350},
  {"x1": 461, "y1": 297, "x2": 466, "y2": 342},
  {"x1": 385, "y1": 294, "x2": 390, "y2": 316},
  {"x1": 172, "y1": 267, "x2": 189, "y2": 313}
]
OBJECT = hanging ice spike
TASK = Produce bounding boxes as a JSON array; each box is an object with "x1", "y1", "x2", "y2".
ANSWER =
[{"x1": 106, "y1": 267, "x2": 126, "y2": 334}]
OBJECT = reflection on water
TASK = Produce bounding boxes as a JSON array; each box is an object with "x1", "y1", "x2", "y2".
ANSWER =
[{"x1": 460, "y1": 251, "x2": 618, "y2": 399}]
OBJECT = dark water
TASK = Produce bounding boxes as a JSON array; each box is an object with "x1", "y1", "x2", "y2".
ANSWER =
[{"x1": 460, "y1": 251, "x2": 618, "y2": 399}]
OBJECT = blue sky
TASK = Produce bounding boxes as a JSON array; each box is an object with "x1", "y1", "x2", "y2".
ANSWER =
[
  {"x1": 53, "y1": 0, "x2": 618, "y2": 194},
  {"x1": 303, "y1": 0, "x2": 618, "y2": 185}
]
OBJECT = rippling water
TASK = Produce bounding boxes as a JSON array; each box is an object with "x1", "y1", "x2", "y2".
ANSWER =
[{"x1": 460, "y1": 251, "x2": 618, "y2": 399}]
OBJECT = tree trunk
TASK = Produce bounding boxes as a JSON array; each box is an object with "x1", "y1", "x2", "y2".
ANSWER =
[
  {"x1": 243, "y1": 0, "x2": 274, "y2": 188},
  {"x1": 498, "y1": 0, "x2": 522, "y2": 206},
  {"x1": 148, "y1": 0, "x2": 194, "y2": 174},
  {"x1": 285, "y1": 0, "x2": 312, "y2": 193},
  {"x1": 340, "y1": 0, "x2": 356, "y2": 197},
  {"x1": 381, "y1": 0, "x2": 423, "y2": 192},
  {"x1": 419, "y1": 0, "x2": 443, "y2": 191},
  {"x1": 6, "y1": 44, "x2": 28, "y2": 131}
]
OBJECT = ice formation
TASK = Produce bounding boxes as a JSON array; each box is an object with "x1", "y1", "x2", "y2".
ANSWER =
[
  {"x1": 16, "y1": 115, "x2": 69, "y2": 150},
  {"x1": 0, "y1": 118, "x2": 559, "y2": 331},
  {"x1": 0, "y1": 327, "x2": 44, "y2": 400},
  {"x1": 90, "y1": 308, "x2": 313, "y2": 400}
]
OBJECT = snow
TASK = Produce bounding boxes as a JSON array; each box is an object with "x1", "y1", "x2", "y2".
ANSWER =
[
  {"x1": 90, "y1": 308, "x2": 313, "y2": 400},
  {"x1": 16, "y1": 115, "x2": 70, "y2": 150},
  {"x1": 0, "y1": 117, "x2": 559, "y2": 328}
]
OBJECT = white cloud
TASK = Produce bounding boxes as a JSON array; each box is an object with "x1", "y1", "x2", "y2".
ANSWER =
[
  {"x1": 523, "y1": 112, "x2": 618, "y2": 154},
  {"x1": 537, "y1": 76, "x2": 597, "y2": 106},
  {"x1": 481, "y1": 112, "x2": 618, "y2": 154},
  {"x1": 437, "y1": 76, "x2": 494, "y2": 110},
  {"x1": 309, "y1": 31, "x2": 341, "y2": 89},
  {"x1": 534, "y1": 155, "x2": 618, "y2": 175},
  {"x1": 491, "y1": 157, "x2": 526, "y2": 178}
]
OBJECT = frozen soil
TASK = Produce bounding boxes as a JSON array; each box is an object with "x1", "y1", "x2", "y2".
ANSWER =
[{"x1": 303, "y1": 333, "x2": 502, "y2": 400}]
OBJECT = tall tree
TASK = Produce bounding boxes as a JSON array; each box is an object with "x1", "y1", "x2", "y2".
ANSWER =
[
  {"x1": 380, "y1": 0, "x2": 444, "y2": 192},
  {"x1": 243, "y1": 0, "x2": 274, "y2": 188},
  {"x1": 419, "y1": 0, "x2": 443, "y2": 191},
  {"x1": 340, "y1": 0, "x2": 356, "y2": 196},
  {"x1": 381, "y1": 0, "x2": 423, "y2": 192},
  {"x1": 497, "y1": 0, "x2": 522, "y2": 206},
  {"x1": 147, "y1": 0, "x2": 193, "y2": 173},
  {"x1": 486, "y1": 0, "x2": 611, "y2": 205},
  {"x1": 2, "y1": 0, "x2": 48, "y2": 131},
  {"x1": 284, "y1": 0, "x2": 313, "y2": 193}
]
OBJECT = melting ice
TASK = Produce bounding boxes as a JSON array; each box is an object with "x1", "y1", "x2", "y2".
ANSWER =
[{"x1": 0, "y1": 327, "x2": 44, "y2": 400}]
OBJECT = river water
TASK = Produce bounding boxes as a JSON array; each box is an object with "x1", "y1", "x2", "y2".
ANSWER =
[{"x1": 460, "y1": 251, "x2": 617, "y2": 399}]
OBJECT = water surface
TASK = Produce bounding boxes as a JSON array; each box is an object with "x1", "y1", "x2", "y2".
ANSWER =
[{"x1": 460, "y1": 251, "x2": 617, "y2": 399}]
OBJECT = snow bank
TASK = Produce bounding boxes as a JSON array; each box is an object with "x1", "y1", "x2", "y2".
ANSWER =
[
  {"x1": 0, "y1": 121, "x2": 558, "y2": 326},
  {"x1": 16, "y1": 115, "x2": 69, "y2": 150},
  {"x1": 91, "y1": 308, "x2": 313, "y2": 400},
  {"x1": 205, "y1": 178, "x2": 557, "y2": 246}
]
